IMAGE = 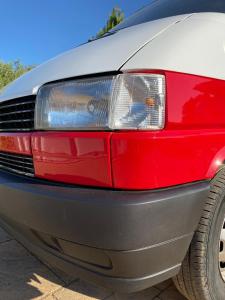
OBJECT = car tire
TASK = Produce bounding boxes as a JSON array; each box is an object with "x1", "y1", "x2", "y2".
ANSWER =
[{"x1": 173, "y1": 169, "x2": 225, "y2": 300}]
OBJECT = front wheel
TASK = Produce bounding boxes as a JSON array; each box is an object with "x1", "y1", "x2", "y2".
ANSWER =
[{"x1": 173, "y1": 169, "x2": 225, "y2": 300}]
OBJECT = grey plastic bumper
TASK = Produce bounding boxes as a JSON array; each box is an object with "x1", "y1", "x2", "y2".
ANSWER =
[{"x1": 0, "y1": 171, "x2": 209, "y2": 292}]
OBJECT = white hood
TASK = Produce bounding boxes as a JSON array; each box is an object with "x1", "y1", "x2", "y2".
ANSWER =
[{"x1": 0, "y1": 14, "x2": 188, "y2": 102}]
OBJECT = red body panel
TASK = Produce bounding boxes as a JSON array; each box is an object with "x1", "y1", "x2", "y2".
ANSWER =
[
  {"x1": 0, "y1": 133, "x2": 32, "y2": 155},
  {"x1": 111, "y1": 129, "x2": 225, "y2": 189},
  {"x1": 165, "y1": 71, "x2": 225, "y2": 129},
  {"x1": 110, "y1": 71, "x2": 225, "y2": 189},
  {"x1": 1, "y1": 71, "x2": 225, "y2": 190},
  {"x1": 31, "y1": 132, "x2": 112, "y2": 187}
]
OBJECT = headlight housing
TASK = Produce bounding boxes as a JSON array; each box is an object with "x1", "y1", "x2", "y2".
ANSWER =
[{"x1": 35, "y1": 73, "x2": 165, "y2": 130}]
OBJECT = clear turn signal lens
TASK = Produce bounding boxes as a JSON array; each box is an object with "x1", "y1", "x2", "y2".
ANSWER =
[{"x1": 35, "y1": 73, "x2": 166, "y2": 130}]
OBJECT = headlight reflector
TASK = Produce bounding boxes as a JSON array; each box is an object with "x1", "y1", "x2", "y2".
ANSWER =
[{"x1": 35, "y1": 73, "x2": 165, "y2": 130}]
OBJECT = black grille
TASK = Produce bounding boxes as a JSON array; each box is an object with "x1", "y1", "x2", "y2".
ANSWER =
[
  {"x1": 0, "y1": 96, "x2": 35, "y2": 131},
  {"x1": 0, "y1": 152, "x2": 34, "y2": 177}
]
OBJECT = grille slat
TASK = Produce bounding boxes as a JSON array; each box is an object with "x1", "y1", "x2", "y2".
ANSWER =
[
  {"x1": 0, "y1": 160, "x2": 34, "y2": 171},
  {"x1": 0, "y1": 101, "x2": 35, "y2": 110},
  {"x1": 0, "y1": 96, "x2": 35, "y2": 176},
  {"x1": 0, "y1": 119, "x2": 34, "y2": 124},
  {"x1": 0, "y1": 152, "x2": 34, "y2": 177},
  {"x1": 0, "y1": 96, "x2": 35, "y2": 131},
  {"x1": 0, "y1": 156, "x2": 33, "y2": 167},
  {"x1": 0, "y1": 152, "x2": 34, "y2": 161},
  {"x1": 0, "y1": 165, "x2": 34, "y2": 177},
  {"x1": 0, "y1": 109, "x2": 33, "y2": 117}
]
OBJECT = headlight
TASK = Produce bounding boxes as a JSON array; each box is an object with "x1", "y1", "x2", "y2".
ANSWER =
[{"x1": 35, "y1": 73, "x2": 165, "y2": 130}]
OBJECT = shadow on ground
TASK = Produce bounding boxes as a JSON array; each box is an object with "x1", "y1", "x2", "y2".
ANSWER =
[{"x1": 0, "y1": 227, "x2": 186, "y2": 300}]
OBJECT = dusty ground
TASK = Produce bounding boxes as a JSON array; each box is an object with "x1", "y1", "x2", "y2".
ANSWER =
[{"x1": 0, "y1": 227, "x2": 186, "y2": 300}]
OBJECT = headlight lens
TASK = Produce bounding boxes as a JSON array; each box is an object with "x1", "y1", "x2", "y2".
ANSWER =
[{"x1": 35, "y1": 73, "x2": 165, "y2": 130}]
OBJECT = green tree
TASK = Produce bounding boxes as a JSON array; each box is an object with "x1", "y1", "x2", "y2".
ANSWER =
[
  {"x1": 0, "y1": 60, "x2": 33, "y2": 91},
  {"x1": 95, "y1": 7, "x2": 124, "y2": 39}
]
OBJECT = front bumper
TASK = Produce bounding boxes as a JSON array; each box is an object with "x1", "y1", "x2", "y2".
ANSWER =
[{"x1": 0, "y1": 171, "x2": 209, "y2": 292}]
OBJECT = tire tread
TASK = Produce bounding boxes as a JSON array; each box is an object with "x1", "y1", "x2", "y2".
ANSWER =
[{"x1": 173, "y1": 169, "x2": 225, "y2": 300}]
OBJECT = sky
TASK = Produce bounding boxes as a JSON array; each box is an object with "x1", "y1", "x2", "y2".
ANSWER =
[{"x1": 0, "y1": 0, "x2": 151, "y2": 66}]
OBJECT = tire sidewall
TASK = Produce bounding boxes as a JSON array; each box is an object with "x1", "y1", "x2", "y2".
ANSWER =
[{"x1": 208, "y1": 188, "x2": 225, "y2": 300}]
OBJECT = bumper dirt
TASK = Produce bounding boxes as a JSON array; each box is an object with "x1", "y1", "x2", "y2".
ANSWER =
[{"x1": 0, "y1": 171, "x2": 209, "y2": 292}]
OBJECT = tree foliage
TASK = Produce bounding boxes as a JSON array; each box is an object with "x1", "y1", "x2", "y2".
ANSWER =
[
  {"x1": 0, "y1": 60, "x2": 33, "y2": 91},
  {"x1": 0, "y1": 7, "x2": 124, "y2": 91},
  {"x1": 95, "y1": 7, "x2": 124, "y2": 39}
]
